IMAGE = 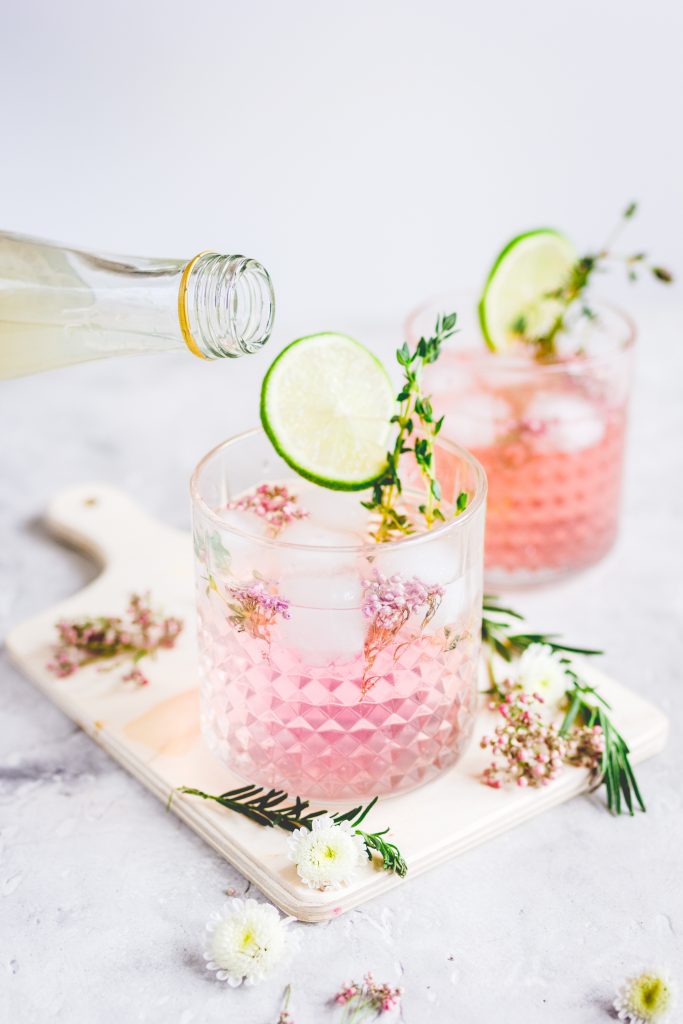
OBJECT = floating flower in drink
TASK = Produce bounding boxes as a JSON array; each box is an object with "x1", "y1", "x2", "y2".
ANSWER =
[
  {"x1": 227, "y1": 483, "x2": 309, "y2": 536},
  {"x1": 224, "y1": 578, "x2": 291, "y2": 642},
  {"x1": 360, "y1": 570, "x2": 444, "y2": 695}
]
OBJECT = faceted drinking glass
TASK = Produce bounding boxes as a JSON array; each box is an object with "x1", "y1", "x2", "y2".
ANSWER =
[
  {"x1": 405, "y1": 296, "x2": 635, "y2": 588},
  {"x1": 190, "y1": 429, "x2": 487, "y2": 800}
]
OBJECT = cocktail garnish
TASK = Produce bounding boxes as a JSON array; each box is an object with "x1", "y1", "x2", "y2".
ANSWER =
[
  {"x1": 362, "y1": 312, "x2": 469, "y2": 541},
  {"x1": 480, "y1": 202, "x2": 673, "y2": 358}
]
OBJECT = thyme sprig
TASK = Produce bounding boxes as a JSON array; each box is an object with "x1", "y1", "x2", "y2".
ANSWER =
[
  {"x1": 482, "y1": 596, "x2": 602, "y2": 665},
  {"x1": 481, "y1": 597, "x2": 644, "y2": 815},
  {"x1": 363, "y1": 313, "x2": 466, "y2": 541},
  {"x1": 177, "y1": 785, "x2": 407, "y2": 877},
  {"x1": 513, "y1": 202, "x2": 673, "y2": 357}
]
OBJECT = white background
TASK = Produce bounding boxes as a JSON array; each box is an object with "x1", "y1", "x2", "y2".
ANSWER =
[
  {"x1": 2, "y1": 0, "x2": 682, "y2": 330},
  {"x1": 2, "y1": 5, "x2": 683, "y2": 1023}
]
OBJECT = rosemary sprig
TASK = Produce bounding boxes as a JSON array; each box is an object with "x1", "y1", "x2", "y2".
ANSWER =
[
  {"x1": 362, "y1": 312, "x2": 466, "y2": 541},
  {"x1": 559, "y1": 686, "x2": 645, "y2": 816},
  {"x1": 481, "y1": 597, "x2": 644, "y2": 816},
  {"x1": 513, "y1": 202, "x2": 673, "y2": 357},
  {"x1": 177, "y1": 785, "x2": 407, "y2": 877}
]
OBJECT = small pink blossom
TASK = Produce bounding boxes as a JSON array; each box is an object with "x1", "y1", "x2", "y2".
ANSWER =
[
  {"x1": 361, "y1": 571, "x2": 444, "y2": 630},
  {"x1": 333, "y1": 974, "x2": 402, "y2": 1020},
  {"x1": 121, "y1": 666, "x2": 149, "y2": 687},
  {"x1": 480, "y1": 690, "x2": 567, "y2": 789},
  {"x1": 46, "y1": 594, "x2": 183, "y2": 687},
  {"x1": 360, "y1": 570, "x2": 444, "y2": 697},
  {"x1": 276, "y1": 983, "x2": 295, "y2": 1023},
  {"x1": 227, "y1": 484, "x2": 309, "y2": 536},
  {"x1": 226, "y1": 580, "x2": 291, "y2": 642},
  {"x1": 564, "y1": 723, "x2": 606, "y2": 769}
]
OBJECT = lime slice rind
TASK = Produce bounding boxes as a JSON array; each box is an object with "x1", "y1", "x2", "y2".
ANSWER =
[
  {"x1": 479, "y1": 229, "x2": 578, "y2": 352},
  {"x1": 260, "y1": 332, "x2": 394, "y2": 492}
]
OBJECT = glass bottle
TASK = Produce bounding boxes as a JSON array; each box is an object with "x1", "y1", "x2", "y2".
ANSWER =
[{"x1": 0, "y1": 231, "x2": 275, "y2": 379}]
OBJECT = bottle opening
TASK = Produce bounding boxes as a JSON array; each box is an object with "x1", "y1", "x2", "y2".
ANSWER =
[{"x1": 180, "y1": 252, "x2": 275, "y2": 359}]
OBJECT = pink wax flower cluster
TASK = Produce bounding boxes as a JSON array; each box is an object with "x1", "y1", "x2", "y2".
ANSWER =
[
  {"x1": 361, "y1": 571, "x2": 444, "y2": 631},
  {"x1": 564, "y1": 722, "x2": 606, "y2": 768},
  {"x1": 360, "y1": 571, "x2": 444, "y2": 696},
  {"x1": 480, "y1": 691, "x2": 566, "y2": 789},
  {"x1": 226, "y1": 579, "x2": 291, "y2": 642},
  {"x1": 47, "y1": 592, "x2": 183, "y2": 686},
  {"x1": 227, "y1": 484, "x2": 309, "y2": 536},
  {"x1": 334, "y1": 973, "x2": 403, "y2": 1019},
  {"x1": 481, "y1": 689, "x2": 608, "y2": 790}
]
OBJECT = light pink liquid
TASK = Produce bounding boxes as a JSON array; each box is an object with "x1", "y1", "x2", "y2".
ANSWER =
[
  {"x1": 470, "y1": 413, "x2": 627, "y2": 577},
  {"x1": 425, "y1": 350, "x2": 629, "y2": 584},
  {"x1": 198, "y1": 596, "x2": 479, "y2": 800}
]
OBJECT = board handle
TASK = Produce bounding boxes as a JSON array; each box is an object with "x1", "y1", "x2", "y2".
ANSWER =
[{"x1": 45, "y1": 484, "x2": 184, "y2": 565}]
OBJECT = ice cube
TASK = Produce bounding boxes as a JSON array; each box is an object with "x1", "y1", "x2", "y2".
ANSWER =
[
  {"x1": 367, "y1": 531, "x2": 462, "y2": 588},
  {"x1": 429, "y1": 573, "x2": 475, "y2": 631},
  {"x1": 284, "y1": 572, "x2": 362, "y2": 611},
  {"x1": 292, "y1": 483, "x2": 372, "y2": 533},
  {"x1": 277, "y1": 605, "x2": 366, "y2": 665},
  {"x1": 272, "y1": 519, "x2": 365, "y2": 583},
  {"x1": 277, "y1": 519, "x2": 363, "y2": 548},
  {"x1": 209, "y1": 508, "x2": 277, "y2": 579},
  {"x1": 217, "y1": 507, "x2": 271, "y2": 539},
  {"x1": 524, "y1": 391, "x2": 605, "y2": 453},
  {"x1": 441, "y1": 393, "x2": 513, "y2": 449}
]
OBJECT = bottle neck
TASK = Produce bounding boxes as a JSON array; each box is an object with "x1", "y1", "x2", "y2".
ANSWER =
[
  {"x1": 179, "y1": 252, "x2": 275, "y2": 360},
  {"x1": 0, "y1": 232, "x2": 275, "y2": 378}
]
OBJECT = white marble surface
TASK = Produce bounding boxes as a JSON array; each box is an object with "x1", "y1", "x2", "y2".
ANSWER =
[{"x1": 2, "y1": 307, "x2": 683, "y2": 1024}]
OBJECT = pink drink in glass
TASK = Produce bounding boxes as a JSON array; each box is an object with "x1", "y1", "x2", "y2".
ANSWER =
[
  {"x1": 191, "y1": 431, "x2": 486, "y2": 800},
  {"x1": 407, "y1": 299, "x2": 635, "y2": 587}
]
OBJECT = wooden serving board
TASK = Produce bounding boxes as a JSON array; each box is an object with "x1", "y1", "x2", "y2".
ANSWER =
[{"x1": 5, "y1": 484, "x2": 669, "y2": 922}]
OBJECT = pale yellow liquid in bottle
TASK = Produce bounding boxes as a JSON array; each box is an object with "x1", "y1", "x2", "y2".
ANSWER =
[{"x1": 0, "y1": 233, "x2": 184, "y2": 379}]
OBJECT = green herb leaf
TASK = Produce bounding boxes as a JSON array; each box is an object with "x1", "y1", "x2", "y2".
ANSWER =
[{"x1": 369, "y1": 313, "x2": 459, "y2": 541}]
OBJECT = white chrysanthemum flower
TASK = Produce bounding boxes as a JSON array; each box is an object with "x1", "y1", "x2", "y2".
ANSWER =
[
  {"x1": 204, "y1": 898, "x2": 294, "y2": 987},
  {"x1": 514, "y1": 643, "x2": 569, "y2": 708},
  {"x1": 287, "y1": 815, "x2": 366, "y2": 890},
  {"x1": 614, "y1": 969, "x2": 677, "y2": 1023}
]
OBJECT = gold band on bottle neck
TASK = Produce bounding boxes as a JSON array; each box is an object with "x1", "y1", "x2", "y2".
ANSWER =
[{"x1": 178, "y1": 251, "x2": 211, "y2": 359}]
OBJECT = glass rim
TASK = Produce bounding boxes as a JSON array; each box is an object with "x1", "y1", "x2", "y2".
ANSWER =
[
  {"x1": 405, "y1": 291, "x2": 637, "y2": 373},
  {"x1": 190, "y1": 427, "x2": 487, "y2": 554}
]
